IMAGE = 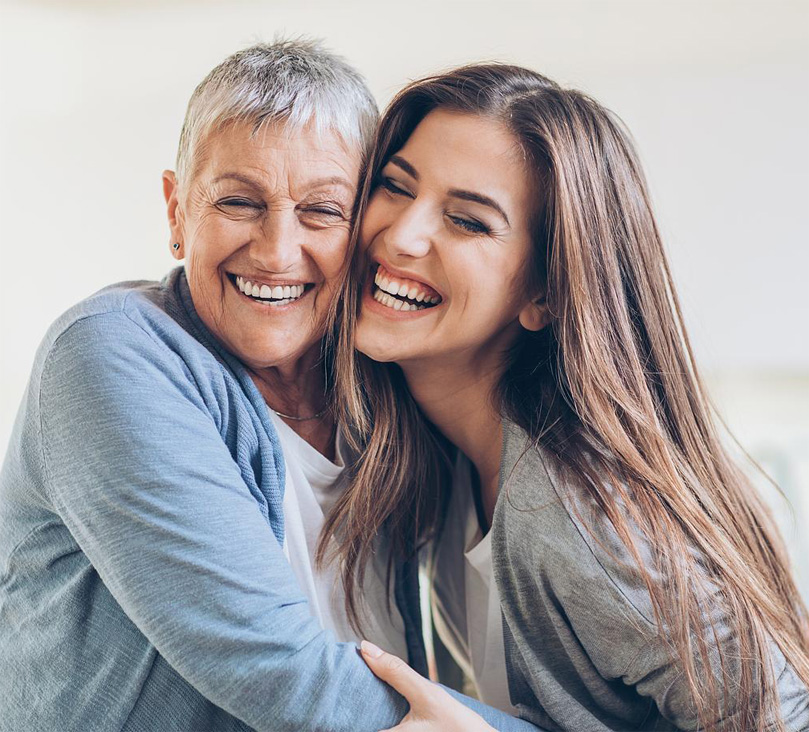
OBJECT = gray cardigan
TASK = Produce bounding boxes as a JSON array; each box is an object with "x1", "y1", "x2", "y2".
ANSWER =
[{"x1": 478, "y1": 420, "x2": 809, "y2": 731}]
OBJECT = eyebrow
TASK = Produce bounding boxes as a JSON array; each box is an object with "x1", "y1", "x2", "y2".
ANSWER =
[
  {"x1": 212, "y1": 173, "x2": 354, "y2": 194},
  {"x1": 447, "y1": 189, "x2": 510, "y2": 226},
  {"x1": 388, "y1": 155, "x2": 419, "y2": 180},
  {"x1": 388, "y1": 155, "x2": 510, "y2": 226},
  {"x1": 306, "y1": 176, "x2": 355, "y2": 193},
  {"x1": 212, "y1": 173, "x2": 263, "y2": 188}
]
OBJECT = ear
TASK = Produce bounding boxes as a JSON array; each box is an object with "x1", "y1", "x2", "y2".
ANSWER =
[
  {"x1": 518, "y1": 296, "x2": 551, "y2": 332},
  {"x1": 162, "y1": 170, "x2": 185, "y2": 260}
]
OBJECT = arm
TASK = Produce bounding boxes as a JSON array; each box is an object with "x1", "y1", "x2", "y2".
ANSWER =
[{"x1": 38, "y1": 311, "x2": 406, "y2": 732}]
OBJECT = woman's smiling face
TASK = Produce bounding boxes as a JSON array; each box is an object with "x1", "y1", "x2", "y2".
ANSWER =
[
  {"x1": 165, "y1": 120, "x2": 361, "y2": 372},
  {"x1": 356, "y1": 109, "x2": 543, "y2": 373}
]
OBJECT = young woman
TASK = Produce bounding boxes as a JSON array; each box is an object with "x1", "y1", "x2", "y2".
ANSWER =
[{"x1": 323, "y1": 65, "x2": 809, "y2": 731}]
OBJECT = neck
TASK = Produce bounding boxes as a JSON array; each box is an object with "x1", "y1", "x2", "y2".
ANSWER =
[
  {"x1": 400, "y1": 355, "x2": 504, "y2": 519},
  {"x1": 247, "y1": 345, "x2": 335, "y2": 459}
]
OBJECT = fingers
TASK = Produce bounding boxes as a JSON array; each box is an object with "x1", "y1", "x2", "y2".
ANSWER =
[{"x1": 360, "y1": 640, "x2": 436, "y2": 709}]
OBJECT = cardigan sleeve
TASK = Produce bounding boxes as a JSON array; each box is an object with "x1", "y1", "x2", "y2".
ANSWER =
[{"x1": 38, "y1": 310, "x2": 407, "y2": 732}]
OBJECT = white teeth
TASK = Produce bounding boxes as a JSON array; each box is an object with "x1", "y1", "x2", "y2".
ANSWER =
[
  {"x1": 235, "y1": 276, "x2": 306, "y2": 303},
  {"x1": 372, "y1": 287, "x2": 428, "y2": 312},
  {"x1": 373, "y1": 266, "x2": 440, "y2": 305}
]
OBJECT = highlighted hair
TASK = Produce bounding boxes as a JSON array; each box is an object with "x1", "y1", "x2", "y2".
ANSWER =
[{"x1": 323, "y1": 63, "x2": 809, "y2": 732}]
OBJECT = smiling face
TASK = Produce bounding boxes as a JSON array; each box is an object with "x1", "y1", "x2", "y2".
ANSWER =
[
  {"x1": 164, "y1": 121, "x2": 361, "y2": 372},
  {"x1": 356, "y1": 109, "x2": 546, "y2": 375}
]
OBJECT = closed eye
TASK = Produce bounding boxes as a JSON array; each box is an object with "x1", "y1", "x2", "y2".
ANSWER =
[
  {"x1": 447, "y1": 214, "x2": 490, "y2": 235},
  {"x1": 379, "y1": 176, "x2": 414, "y2": 198},
  {"x1": 217, "y1": 197, "x2": 262, "y2": 210},
  {"x1": 300, "y1": 205, "x2": 344, "y2": 218}
]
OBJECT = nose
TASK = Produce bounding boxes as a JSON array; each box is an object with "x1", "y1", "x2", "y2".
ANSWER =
[
  {"x1": 249, "y1": 208, "x2": 302, "y2": 272},
  {"x1": 382, "y1": 200, "x2": 434, "y2": 260}
]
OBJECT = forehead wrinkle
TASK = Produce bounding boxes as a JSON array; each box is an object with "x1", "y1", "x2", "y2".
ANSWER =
[
  {"x1": 202, "y1": 121, "x2": 359, "y2": 195},
  {"x1": 208, "y1": 169, "x2": 353, "y2": 208},
  {"x1": 305, "y1": 176, "x2": 355, "y2": 193},
  {"x1": 212, "y1": 172, "x2": 264, "y2": 188}
]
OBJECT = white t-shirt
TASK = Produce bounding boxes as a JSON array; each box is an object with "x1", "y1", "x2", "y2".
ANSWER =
[
  {"x1": 271, "y1": 412, "x2": 408, "y2": 658},
  {"x1": 431, "y1": 454, "x2": 518, "y2": 714}
]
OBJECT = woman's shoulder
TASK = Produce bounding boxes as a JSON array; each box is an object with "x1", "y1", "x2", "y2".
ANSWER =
[
  {"x1": 493, "y1": 420, "x2": 673, "y2": 685},
  {"x1": 38, "y1": 268, "x2": 210, "y2": 369},
  {"x1": 41, "y1": 272, "x2": 163, "y2": 346},
  {"x1": 29, "y1": 268, "x2": 238, "y2": 420},
  {"x1": 494, "y1": 419, "x2": 660, "y2": 628}
]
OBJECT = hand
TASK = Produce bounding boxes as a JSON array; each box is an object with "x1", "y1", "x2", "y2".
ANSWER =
[{"x1": 360, "y1": 640, "x2": 496, "y2": 732}]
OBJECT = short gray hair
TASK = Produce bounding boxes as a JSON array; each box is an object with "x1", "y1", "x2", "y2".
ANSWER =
[{"x1": 176, "y1": 38, "x2": 378, "y2": 184}]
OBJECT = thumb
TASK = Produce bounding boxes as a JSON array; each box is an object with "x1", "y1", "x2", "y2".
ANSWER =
[{"x1": 360, "y1": 640, "x2": 435, "y2": 709}]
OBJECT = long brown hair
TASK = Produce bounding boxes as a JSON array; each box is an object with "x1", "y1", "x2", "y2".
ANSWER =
[{"x1": 320, "y1": 64, "x2": 809, "y2": 731}]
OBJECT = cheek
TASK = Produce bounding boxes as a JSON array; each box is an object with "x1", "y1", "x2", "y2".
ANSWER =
[
  {"x1": 359, "y1": 193, "x2": 393, "y2": 247},
  {"x1": 184, "y1": 251, "x2": 217, "y2": 295},
  {"x1": 450, "y1": 256, "x2": 525, "y2": 321},
  {"x1": 312, "y1": 228, "x2": 351, "y2": 280},
  {"x1": 188, "y1": 216, "x2": 250, "y2": 263}
]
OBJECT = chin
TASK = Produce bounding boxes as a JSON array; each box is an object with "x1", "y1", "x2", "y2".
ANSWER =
[
  {"x1": 355, "y1": 338, "x2": 406, "y2": 365},
  {"x1": 360, "y1": 351, "x2": 398, "y2": 365},
  {"x1": 225, "y1": 338, "x2": 297, "y2": 370}
]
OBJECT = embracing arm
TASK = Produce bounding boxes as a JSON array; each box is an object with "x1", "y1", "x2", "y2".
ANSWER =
[
  {"x1": 38, "y1": 312, "x2": 406, "y2": 732},
  {"x1": 38, "y1": 311, "x2": 542, "y2": 732}
]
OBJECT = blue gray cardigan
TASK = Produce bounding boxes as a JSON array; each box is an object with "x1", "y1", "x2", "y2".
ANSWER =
[{"x1": 0, "y1": 268, "x2": 536, "y2": 732}]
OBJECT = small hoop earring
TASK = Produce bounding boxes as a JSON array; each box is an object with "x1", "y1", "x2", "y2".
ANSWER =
[{"x1": 172, "y1": 242, "x2": 180, "y2": 251}]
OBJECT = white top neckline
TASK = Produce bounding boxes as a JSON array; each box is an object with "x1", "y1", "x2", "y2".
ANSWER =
[
  {"x1": 432, "y1": 453, "x2": 518, "y2": 714},
  {"x1": 270, "y1": 412, "x2": 408, "y2": 658}
]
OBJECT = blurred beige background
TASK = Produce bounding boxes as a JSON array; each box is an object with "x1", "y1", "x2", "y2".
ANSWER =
[{"x1": 1, "y1": 0, "x2": 807, "y2": 597}]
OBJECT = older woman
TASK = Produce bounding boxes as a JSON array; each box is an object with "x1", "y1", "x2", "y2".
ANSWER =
[{"x1": 0, "y1": 42, "x2": 535, "y2": 732}]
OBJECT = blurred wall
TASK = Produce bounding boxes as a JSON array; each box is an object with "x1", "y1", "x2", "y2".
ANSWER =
[{"x1": 1, "y1": 0, "x2": 807, "y2": 594}]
